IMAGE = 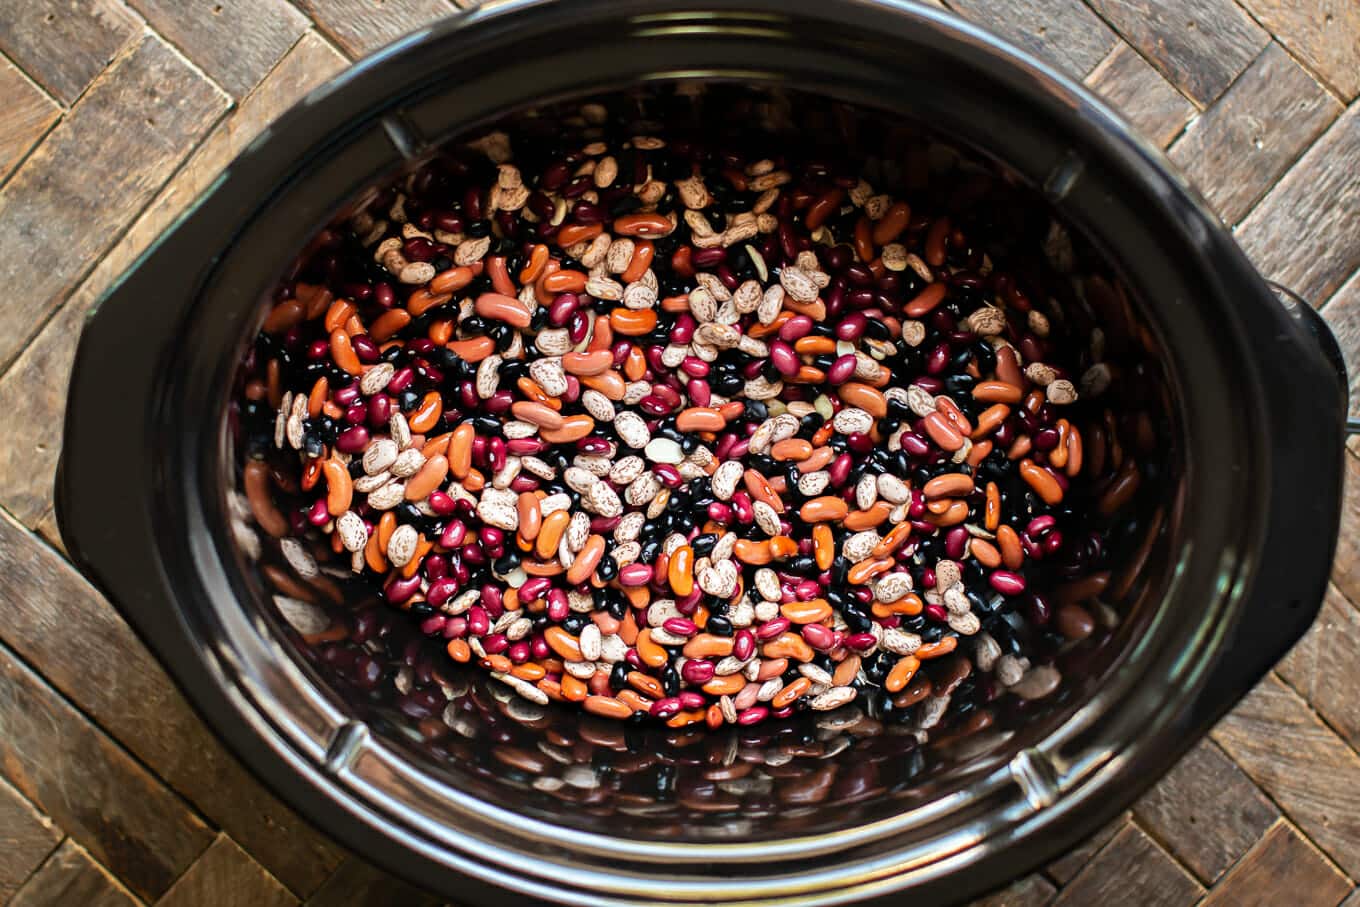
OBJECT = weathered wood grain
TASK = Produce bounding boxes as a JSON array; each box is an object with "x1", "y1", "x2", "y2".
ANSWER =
[
  {"x1": 969, "y1": 873, "x2": 1057, "y2": 907},
  {"x1": 1320, "y1": 267, "x2": 1360, "y2": 423},
  {"x1": 0, "y1": 644, "x2": 213, "y2": 900},
  {"x1": 1278, "y1": 584, "x2": 1360, "y2": 751},
  {"x1": 1327, "y1": 447, "x2": 1360, "y2": 608},
  {"x1": 1200, "y1": 819, "x2": 1352, "y2": 907},
  {"x1": 1085, "y1": 42, "x2": 1196, "y2": 148},
  {"x1": 0, "y1": 0, "x2": 139, "y2": 105},
  {"x1": 0, "y1": 776, "x2": 62, "y2": 901},
  {"x1": 293, "y1": 0, "x2": 454, "y2": 58},
  {"x1": 0, "y1": 57, "x2": 60, "y2": 183},
  {"x1": 1237, "y1": 0, "x2": 1360, "y2": 101},
  {"x1": 35, "y1": 506, "x2": 64, "y2": 554},
  {"x1": 944, "y1": 0, "x2": 1117, "y2": 79},
  {"x1": 1046, "y1": 813, "x2": 1130, "y2": 885},
  {"x1": 304, "y1": 857, "x2": 442, "y2": 906},
  {"x1": 1051, "y1": 823, "x2": 1204, "y2": 906},
  {"x1": 0, "y1": 509, "x2": 344, "y2": 897},
  {"x1": 1212, "y1": 674, "x2": 1360, "y2": 878},
  {"x1": 9, "y1": 841, "x2": 139, "y2": 907},
  {"x1": 128, "y1": 0, "x2": 311, "y2": 99},
  {"x1": 1083, "y1": 0, "x2": 1269, "y2": 105},
  {"x1": 0, "y1": 30, "x2": 347, "y2": 530},
  {"x1": 158, "y1": 835, "x2": 298, "y2": 907},
  {"x1": 0, "y1": 34, "x2": 227, "y2": 372},
  {"x1": 1168, "y1": 43, "x2": 1342, "y2": 225},
  {"x1": 1132, "y1": 739, "x2": 1279, "y2": 883},
  {"x1": 1235, "y1": 103, "x2": 1360, "y2": 305}
]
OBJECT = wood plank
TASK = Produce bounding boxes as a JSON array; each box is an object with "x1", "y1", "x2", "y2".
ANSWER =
[
  {"x1": 1046, "y1": 812, "x2": 1129, "y2": 885},
  {"x1": 157, "y1": 835, "x2": 297, "y2": 907},
  {"x1": 1212, "y1": 673, "x2": 1360, "y2": 878},
  {"x1": 1237, "y1": 0, "x2": 1360, "y2": 101},
  {"x1": 1278, "y1": 584, "x2": 1360, "y2": 750},
  {"x1": 9, "y1": 840, "x2": 140, "y2": 907},
  {"x1": 1340, "y1": 886, "x2": 1360, "y2": 907},
  {"x1": 0, "y1": 509, "x2": 344, "y2": 897},
  {"x1": 969, "y1": 873, "x2": 1056, "y2": 907},
  {"x1": 293, "y1": 0, "x2": 455, "y2": 58},
  {"x1": 1328, "y1": 447, "x2": 1360, "y2": 609},
  {"x1": 943, "y1": 0, "x2": 1117, "y2": 79},
  {"x1": 1084, "y1": 42, "x2": 1196, "y2": 148},
  {"x1": 304, "y1": 857, "x2": 442, "y2": 907},
  {"x1": 0, "y1": 644, "x2": 213, "y2": 900},
  {"x1": 0, "y1": 56, "x2": 60, "y2": 183},
  {"x1": 35, "y1": 506, "x2": 64, "y2": 554},
  {"x1": 0, "y1": 776, "x2": 62, "y2": 901},
  {"x1": 1083, "y1": 0, "x2": 1269, "y2": 105},
  {"x1": 0, "y1": 0, "x2": 140, "y2": 105},
  {"x1": 1168, "y1": 43, "x2": 1342, "y2": 225},
  {"x1": 1200, "y1": 819, "x2": 1352, "y2": 907},
  {"x1": 1051, "y1": 823, "x2": 1203, "y2": 907},
  {"x1": 0, "y1": 30, "x2": 347, "y2": 529},
  {"x1": 1320, "y1": 267, "x2": 1360, "y2": 423},
  {"x1": 1235, "y1": 103, "x2": 1360, "y2": 305},
  {"x1": 1131, "y1": 739, "x2": 1279, "y2": 883},
  {"x1": 0, "y1": 33, "x2": 228, "y2": 372},
  {"x1": 127, "y1": 0, "x2": 310, "y2": 99}
]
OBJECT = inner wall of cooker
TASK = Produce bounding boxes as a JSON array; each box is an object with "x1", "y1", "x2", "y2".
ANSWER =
[{"x1": 226, "y1": 82, "x2": 1179, "y2": 842}]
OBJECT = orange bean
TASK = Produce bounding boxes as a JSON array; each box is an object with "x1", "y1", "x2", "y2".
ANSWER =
[
  {"x1": 922, "y1": 411, "x2": 965, "y2": 451},
  {"x1": 544, "y1": 626, "x2": 583, "y2": 660},
  {"x1": 307, "y1": 376, "x2": 328, "y2": 419},
  {"x1": 743, "y1": 470, "x2": 784, "y2": 513},
  {"x1": 924, "y1": 216, "x2": 950, "y2": 267},
  {"x1": 797, "y1": 446, "x2": 836, "y2": 473},
  {"x1": 517, "y1": 493, "x2": 542, "y2": 542},
  {"x1": 566, "y1": 534, "x2": 606, "y2": 585},
  {"x1": 917, "y1": 636, "x2": 958, "y2": 659},
  {"x1": 536, "y1": 510, "x2": 570, "y2": 559},
  {"x1": 702, "y1": 674, "x2": 747, "y2": 697},
  {"x1": 474, "y1": 292, "x2": 531, "y2": 328},
  {"x1": 561, "y1": 350, "x2": 614, "y2": 376},
  {"x1": 624, "y1": 346, "x2": 647, "y2": 381},
  {"x1": 636, "y1": 629, "x2": 668, "y2": 668},
  {"x1": 580, "y1": 370, "x2": 626, "y2": 400},
  {"x1": 329, "y1": 328, "x2": 361, "y2": 375},
  {"x1": 613, "y1": 213, "x2": 672, "y2": 237},
  {"x1": 971, "y1": 538, "x2": 1002, "y2": 568},
  {"x1": 885, "y1": 656, "x2": 920, "y2": 693},
  {"x1": 772, "y1": 676, "x2": 812, "y2": 708},
  {"x1": 668, "y1": 545, "x2": 695, "y2": 595},
  {"x1": 1019, "y1": 458, "x2": 1064, "y2": 504},
  {"x1": 872, "y1": 521, "x2": 913, "y2": 558},
  {"x1": 486, "y1": 255, "x2": 516, "y2": 296},
  {"x1": 812, "y1": 524, "x2": 834, "y2": 570},
  {"x1": 542, "y1": 268, "x2": 587, "y2": 294},
  {"x1": 400, "y1": 391, "x2": 439, "y2": 434},
  {"x1": 771, "y1": 438, "x2": 813, "y2": 461},
  {"x1": 445, "y1": 336, "x2": 497, "y2": 363},
  {"x1": 985, "y1": 481, "x2": 1001, "y2": 531},
  {"x1": 622, "y1": 239, "x2": 655, "y2": 284},
  {"x1": 322, "y1": 458, "x2": 352, "y2": 515},
  {"x1": 519, "y1": 244, "x2": 550, "y2": 284},
  {"x1": 431, "y1": 266, "x2": 474, "y2": 295},
  {"x1": 556, "y1": 223, "x2": 602, "y2": 247},
  {"x1": 406, "y1": 288, "x2": 452, "y2": 317},
  {"x1": 584, "y1": 696, "x2": 633, "y2": 719},
  {"x1": 804, "y1": 188, "x2": 844, "y2": 231},
  {"x1": 561, "y1": 674, "x2": 589, "y2": 701},
  {"x1": 800, "y1": 495, "x2": 848, "y2": 522},
  {"x1": 871, "y1": 201, "x2": 912, "y2": 245},
  {"x1": 324, "y1": 299, "x2": 356, "y2": 333},
  {"x1": 675, "y1": 407, "x2": 726, "y2": 432},
  {"x1": 997, "y1": 524, "x2": 1024, "y2": 570},
  {"x1": 780, "y1": 599, "x2": 832, "y2": 623},
  {"x1": 610, "y1": 308, "x2": 657, "y2": 335},
  {"x1": 683, "y1": 634, "x2": 734, "y2": 658},
  {"x1": 733, "y1": 539, "x2": 773, "y2": 565},
  {"x1": 904, "y1": 282, "x2": 947, "y2": 318},
  {"x1": 923, "y1": 473, "x2": 974, "y2": 499},
  {"x1": 511, "y1": 400, "x2": 564, "y2": 430},
  {"x1": 446, "y1": 639, "x2": 472, "y2": 662},
  {"x1": 539, "y1": 414, "x2": 595, "y2": 444},
  {"x1": 369, "y1": 308, "x2": 412, "y2": 342},
  {"x1": 837, "y1": 382, "x2": 887, "y2": 417},
  {"x1": 762, "y1": 633, "x2": 813, "y2": 662},
  {"x1": 847, "y1": 557, "x2": 892, "y2": 585},
  {"x1": 404, "y1": 454, "x2": 449, "y2": 500},
  {"x1": 973, "y1": 380, "x2": 1023, "y2": 404},
  {"x1": 794, "y1": 336, "x2": 837, "y2": 355},
  {"x1": 843, "y1": 501, "x2": 893, "y2": 531}
]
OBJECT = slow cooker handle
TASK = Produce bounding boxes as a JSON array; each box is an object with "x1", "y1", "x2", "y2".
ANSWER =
[{"x1": 1188, "y1": 281, "x2": 1348, "y2": 731}]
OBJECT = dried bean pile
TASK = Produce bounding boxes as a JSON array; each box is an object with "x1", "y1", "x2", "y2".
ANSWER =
[{"x1": 240, "y1": 117, "x2": 1128, "y2": 732}]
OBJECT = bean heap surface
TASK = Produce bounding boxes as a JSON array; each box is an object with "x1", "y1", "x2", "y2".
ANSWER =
[{"x1": 238, "y1": 111, "x2": 1132, "y2": 733}]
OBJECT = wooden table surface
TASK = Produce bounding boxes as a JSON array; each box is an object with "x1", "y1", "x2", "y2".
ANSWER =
[{"x1": 0, "y1": 0, "x2": 1358, "y2": 904}]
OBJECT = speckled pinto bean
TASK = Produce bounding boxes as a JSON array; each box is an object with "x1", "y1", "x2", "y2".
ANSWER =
[{"x1": 236, "y1": 103, "x2": 1136, "y2": 733}]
